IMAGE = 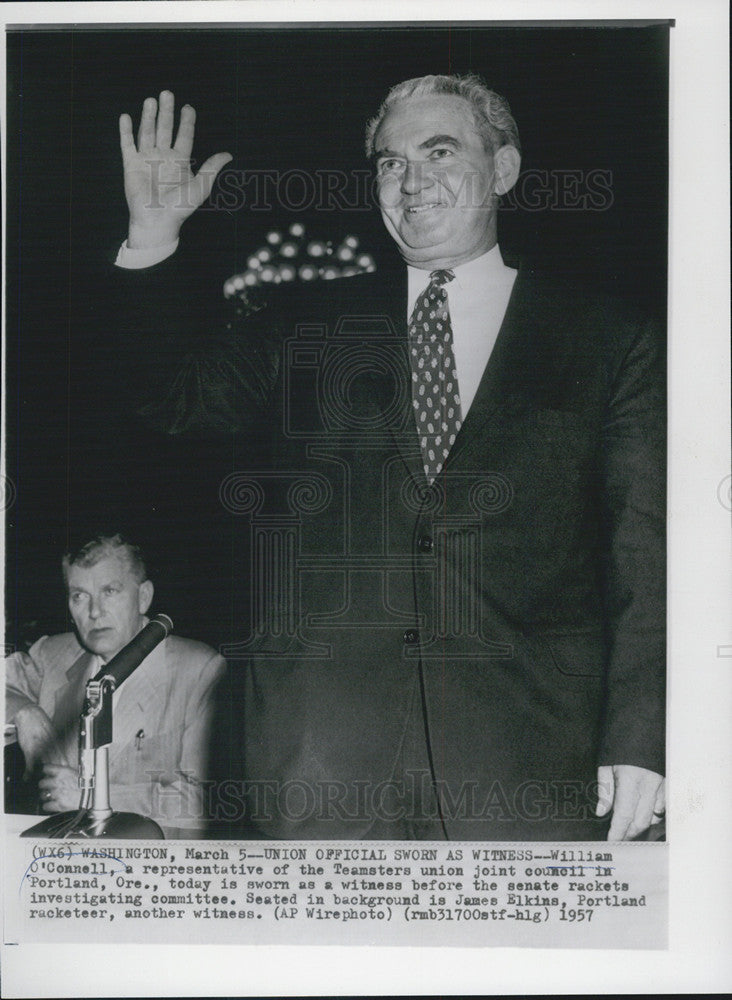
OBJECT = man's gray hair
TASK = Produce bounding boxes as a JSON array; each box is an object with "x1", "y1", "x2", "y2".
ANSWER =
[
  {"x1": 62, "y1": 533, "x2": 148, "y2": 584},
  {"x1": 365, "y1": 73, "x2": 521, "y2": 159}
]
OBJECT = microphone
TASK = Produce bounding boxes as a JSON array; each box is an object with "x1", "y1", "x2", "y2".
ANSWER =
[
  {"x1": 90, "y1": 613, "x2": 174, "y2": 689},
  {"x1": 21, "y1": 613, "x2": 175, "y2": 839}
]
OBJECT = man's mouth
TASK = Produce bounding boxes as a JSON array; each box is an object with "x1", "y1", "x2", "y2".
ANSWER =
[{"x1": 405, "y1": 202, "x2": 443, "y2": 215}]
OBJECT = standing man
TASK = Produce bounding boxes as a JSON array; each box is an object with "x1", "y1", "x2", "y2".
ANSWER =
[
  {"x1": 112, "y1": 74, "x2": 665, "y2": 841},
  {"x1": 6, "y1": 533, "x2": 226, "y2": 835}
]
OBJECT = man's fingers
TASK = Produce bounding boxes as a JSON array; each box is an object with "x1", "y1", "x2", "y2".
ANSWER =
[
  {"x1": 38, "y1": 768, "x2": 62, "y2": 810},
  {"x1": 605, "y1": 767, "x2": 664, "y2": 840},
  {"x1": 606, "y1": 772, "x2": 638, "y2": 840},
  {"x1": 653, "y1": 779, "x2": 666, "y2": 815},
  {"x1": 189, "y1": 152, "x2": 233, "y2": 208},
  {"x1": 606, "y1": 771, "x2": 639, "y2": 840},
  {"x1": 41, "y1": 791, "x2": 58, "y2": 813},
  {"x1": 119, "y1": 113, "x2": 136, "y2": 161},
  {"x1": 607, "y1": 807, "x2": 635, "y2": 841},
  {"x1": 38, "y1": 764, "x2": 78, "y2": 812},
  {"x1": 618, "y1": 787, "x2": 659, "y2": 840},
  {"x1": 604, "y1": 803, "x2": 659, "y2": 838},
  {"x1": 172, "y1": 103, "x2": 196, "y2": 158},
  {"x1": 137, "y1": 96, "x2": 158, "y2": 153},
  {"x1": 595, "y1": 764, "x2": 614, "y2": 817},
  {"x1": 155, "y1": 90, "x2": 175, "y2": 149},
  {"x1": 625, "y1": 800, "x2": 657, "y2": 840}
]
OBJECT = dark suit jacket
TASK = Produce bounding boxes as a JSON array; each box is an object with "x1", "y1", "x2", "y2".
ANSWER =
[{"x1": 106, "y1": 250, "x2": 665, "y2": 841}]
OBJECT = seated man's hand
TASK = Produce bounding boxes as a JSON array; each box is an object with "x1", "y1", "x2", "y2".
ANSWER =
[
  {"x1": 13, "y1": 705, "x2": 66, "y2": 778},
  {"x1": 38, "y1": 764, "x2": 81, "y2": 813},
  {"x1": 596, "y1": 764, "x2": 665, "y2": 840}
]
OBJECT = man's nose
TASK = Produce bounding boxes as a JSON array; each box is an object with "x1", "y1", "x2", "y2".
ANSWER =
[
  {"x1": 401, "y1": 161, "x2": 432, "y2": 195},
  {"x1": 88, "y1": 596, "x2": 104, "y2": 619}
]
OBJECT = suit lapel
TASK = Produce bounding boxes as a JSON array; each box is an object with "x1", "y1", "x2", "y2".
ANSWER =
[
  {"x1": 441, "y1": 261, "x2": 539, "y2": 472},
  {"x1": 372, "y1": 257, "x2": 554, "y2": 482},
  {"x1": 52, "y1": 650, "x2": 97, "y2": 760},
  {"x1": 108, "y1": 639, "x2": 169, "y2": 760},
  {"x1": 364, "y1": 262, "x2": 427, "y2": 481}
]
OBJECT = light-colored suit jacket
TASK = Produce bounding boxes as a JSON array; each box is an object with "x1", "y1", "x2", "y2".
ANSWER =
[{"x1": 5, "y1": 629, "x2": 226, "y2": 832}]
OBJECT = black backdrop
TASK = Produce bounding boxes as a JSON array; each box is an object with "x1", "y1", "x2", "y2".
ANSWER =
[{"x1": 5, "y1": 23, "x2": 669, "y2": 649}]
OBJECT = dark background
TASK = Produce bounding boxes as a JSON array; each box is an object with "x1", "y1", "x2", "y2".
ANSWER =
[{"x1": 5, "y1": 23, "x2": 670, "y2": 650}]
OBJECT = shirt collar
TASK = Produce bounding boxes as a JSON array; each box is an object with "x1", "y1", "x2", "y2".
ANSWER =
[{"x1": 407, "y1": 244, "x2": 509, "y2": 302}]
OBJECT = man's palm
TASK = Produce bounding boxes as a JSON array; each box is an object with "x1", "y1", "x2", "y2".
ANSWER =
[{"x1": 120, "y1": 90, "x2": 231, "y2": 248}]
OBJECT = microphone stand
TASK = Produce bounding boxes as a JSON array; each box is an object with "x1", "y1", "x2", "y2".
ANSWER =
[{"x1": 21, "y1": 618, "x2": 173, "y2": 839}]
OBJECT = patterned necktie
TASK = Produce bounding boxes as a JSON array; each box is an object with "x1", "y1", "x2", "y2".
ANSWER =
[{"x1": 408, "y1": 269, "x2": 462, "y2": 483}]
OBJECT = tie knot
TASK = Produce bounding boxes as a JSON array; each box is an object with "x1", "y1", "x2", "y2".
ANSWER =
[{"x1": 429, "y1": 269, "x2": 455, "y2": 287}]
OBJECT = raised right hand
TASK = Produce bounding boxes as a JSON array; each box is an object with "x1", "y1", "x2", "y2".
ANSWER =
[
  {"x1": 120, "y1": 90, "x2": 232, "y2": 250},
  {"x1": 13, "y1": 704, "x2": 67, "y2": 778}
]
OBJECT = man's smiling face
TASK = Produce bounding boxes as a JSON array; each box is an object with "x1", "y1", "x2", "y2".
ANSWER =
[{"x1": 374, "y1": 94, "x2": 504, "y2": 269}]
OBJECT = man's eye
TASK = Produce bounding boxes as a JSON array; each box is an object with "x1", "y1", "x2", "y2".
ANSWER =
[
  {"x1": 103, "y1": 586, "x2": 119, "y2": 596},
  {"x1": 69, "y1": 593, "x2": 85, "y2": 603},
  {"x1": 430, "y1": 148, "x2": 453, "y2": 160},
  {"x1": 377, "y1": 158, "x2": 403, "y2": 175}
]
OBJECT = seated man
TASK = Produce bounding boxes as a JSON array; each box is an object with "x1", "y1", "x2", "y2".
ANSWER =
[{"x1": 5, "y1": 533, "x2": 226, "y2": 835}]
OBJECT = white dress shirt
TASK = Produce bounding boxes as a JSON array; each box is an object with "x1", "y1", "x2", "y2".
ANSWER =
[
  {"x1": 407, "y1": 245, "x2": 517, "y2": 419},
  {"x1": 116, "y1": 238, "x2": 179, "y2": 269}
]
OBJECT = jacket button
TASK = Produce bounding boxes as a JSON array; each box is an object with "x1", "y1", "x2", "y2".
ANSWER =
[
  {"x1": 403, "y1": 629, "x2": 420, "y2": 645},
  {"x1": 417, "y1": 535, "x2": 433, "y2": 553}
]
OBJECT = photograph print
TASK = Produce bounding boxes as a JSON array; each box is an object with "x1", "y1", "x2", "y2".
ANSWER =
[{"x1": 5, "y1": 21, "x2": 668, "y2": 843}]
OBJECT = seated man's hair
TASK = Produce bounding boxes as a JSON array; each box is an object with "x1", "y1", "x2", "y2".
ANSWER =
[
  {"x1": 365, "y1": 73, "x2": 521, "y2": 159},
  {"x1": 62, "y1": 533, "x2": 148, "y2": 583}
]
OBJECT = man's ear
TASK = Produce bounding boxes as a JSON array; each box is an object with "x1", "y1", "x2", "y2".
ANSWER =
[
  {"x1": 138, "y1": 580, "x2": 154, "y2": 616},
  {"x1": 494, "y1": 144, "x2": 521, "y2": 196}
]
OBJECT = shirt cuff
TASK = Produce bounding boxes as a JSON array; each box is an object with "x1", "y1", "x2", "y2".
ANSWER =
[{"x1": 115, "y1": 238, "x2": 179, "y2": 269}]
